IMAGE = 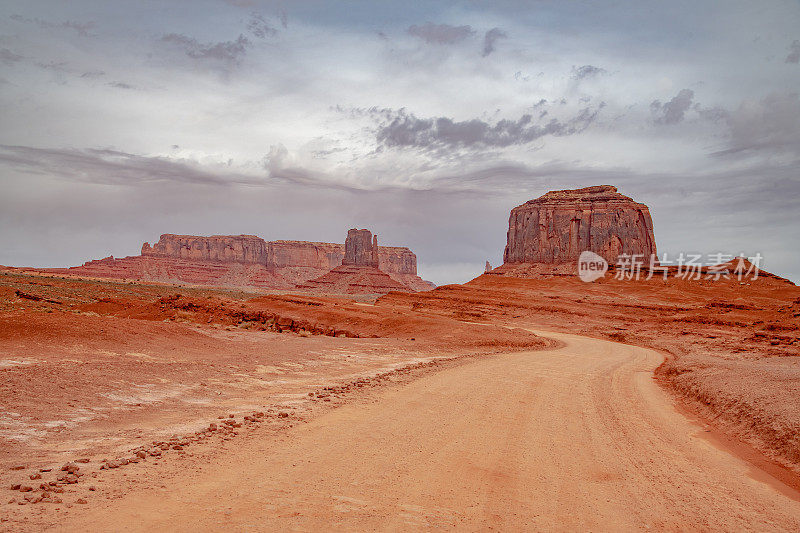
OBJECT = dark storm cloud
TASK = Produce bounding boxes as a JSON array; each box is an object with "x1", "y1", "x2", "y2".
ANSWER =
[
  {"x1": 277, "y1": 8, "x2": 288, "y2": 28},
  {"x1": 80, "y1": 70, "x2": 105, "y2": 79},
  {"x1": 9, "y1": 14, "x2": 94, "y2": 37},
  {"x1": 786, "y1": 40, "x2": 800, "y2": 64},
  {"x1": 35, "y1": 60, "x2": 70, "y2": 73},
  {"x1": 107, "y1": 81, "x2": 135, "y2": 89},
  {"x1": 0, "y1": 48, "x2": 23, "y2": 65},
  {"x1": 407, "y1": 22, "x2": 474, "y2": 45},
  {"x1": 650, "y1": 89, "x2": 694, "y2": 124},
  {"x1": 481, "y1": 27, "x2": 507, "y2": 57},
  {"x1": 715, "y1": 92, "x2": 800, "y2": 155},
  {"x1": 246, "y1": 13, "x2": 277, "y2": 39},
  {"x1": 373, "y1": 106, "x2": 603, "y2": 150},
  {"x1": 160, "y1": 33, "x2": 251, "y2": 70},
  {"x1": 262, "y1": 144, "x2": 394, "y2": 192},
  {"x1": 0, "y1": 145, "x2": 261, "y2": 186},
  {"x1": 572, "y1": 65, "x2": 606, "y2": 80}
]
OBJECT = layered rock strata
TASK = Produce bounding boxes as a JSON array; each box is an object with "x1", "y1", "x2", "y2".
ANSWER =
[
  {"x1": 60, "y1": 232, "x2": 433, "y2": 291},
  {"x1": 503, "y1": 185, "x2": 657, "y2": 266}
]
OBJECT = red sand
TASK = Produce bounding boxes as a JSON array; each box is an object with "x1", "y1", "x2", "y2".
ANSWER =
[{"x1": 0, "y1": 266, "x2": 798, "y2": 529}]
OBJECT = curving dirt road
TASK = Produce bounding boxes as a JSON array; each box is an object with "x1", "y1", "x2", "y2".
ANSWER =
[{"x1": 62, "y1": 331, "x2": 800, "y2": 531}]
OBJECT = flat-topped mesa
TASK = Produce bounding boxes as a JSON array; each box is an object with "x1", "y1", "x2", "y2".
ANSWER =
[
  {"x1": 142, "y1": 234, "x2": 269, "y2": 265},
  {"x1": 67, "y1": 231, "x2": 433, "y2": 291},
  {"x1": 503, "y1": 185, "x2": 657, "y2": 265},
  {"x1": 342, "y1": 229, "x2": 379, "y2": 267}
]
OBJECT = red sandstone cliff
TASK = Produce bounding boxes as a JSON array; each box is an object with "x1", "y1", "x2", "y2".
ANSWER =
[
  {"x1": 503, "y1": 185, "x2": 657, "y2": 266},
  {"x1": 61, "y1": 232, "x2": 433, "y2": 291},
  {"x1": 141, "y1": 234, "x2": 269, "y2": 264}
]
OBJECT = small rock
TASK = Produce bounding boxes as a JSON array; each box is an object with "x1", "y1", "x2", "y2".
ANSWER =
[
  {"x1": 75, "y1": 458, "x2": 90, "y2": 464},
  {"x1": 76, "y1": 498, "x2": 87, "y2": 504},
  {"x1": 88, "y1": 486, "x2": 96, "y2": 491},
  {"x1": 10, "y1": 484, "x2": 21, "y2": 491},
  {"x1": 136, "y1": 451, "x2": 147, "y2": 459},
  {"x1": 61, "y1": 462, "x2": 80, "y2": 474},
  {"x1": 39, "y1": 468, "x2": 52, "y2": 473},
  {"x1": 278, "y1": 411, "x2": 289, "y2": 418},
  {"x1": 19, "y1": 486, "x2": 33, "y2": 493},
  {"x1": 29, "y1": 473, "x2": 41, "y2": 480},
  {"x1": 10, "y1": 465, "x2": 25, "y2": 471}
]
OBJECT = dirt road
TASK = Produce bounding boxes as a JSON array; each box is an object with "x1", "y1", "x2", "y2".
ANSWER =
[{"x1": 60, "y1": 332, "x2": 800, "y2": 531}]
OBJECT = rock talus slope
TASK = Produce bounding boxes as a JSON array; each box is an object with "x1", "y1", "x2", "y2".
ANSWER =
[{"x1": 298, "y1": 229, "x2": 410, "y2": 294}]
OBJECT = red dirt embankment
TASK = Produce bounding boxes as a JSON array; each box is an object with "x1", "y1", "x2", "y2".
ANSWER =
[{"x1": 381, "y1": 272, "x2": 800, "y2": 473}]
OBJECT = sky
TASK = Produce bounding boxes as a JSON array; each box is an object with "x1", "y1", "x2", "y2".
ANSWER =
[{"x1": 0, "y1": 0, "x2": 799, "y2": 285}]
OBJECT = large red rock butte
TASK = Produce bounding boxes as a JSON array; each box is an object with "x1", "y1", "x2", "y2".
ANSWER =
[
  {"x1": 503, "y1": 185, "x2": 657, "y2": 267},
  {"x1": 297, "y1": 229, "x2": 410, "y2": 294},
  {"x1": 57, "y1": 233, "x2": 434, "y2": 292}
]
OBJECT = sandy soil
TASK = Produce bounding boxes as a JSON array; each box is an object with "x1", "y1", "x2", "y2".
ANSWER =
[
  {"x1": 0, "y1": 270, "x2": 549, "y2": 529},
  {"x1": 35, "y1": 332, "x2": 800, "y2": 531},
  {"x1": 383, "y1": 272, "x2": 800, "y2": 474},
  {"x1": 1, "y1": 267, "x2": 799, "y2": 530}
]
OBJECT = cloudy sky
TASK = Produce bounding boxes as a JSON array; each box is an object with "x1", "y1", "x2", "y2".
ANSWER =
[{"x1": 1, "y1": 0, "x2": 799, "y2": 285}]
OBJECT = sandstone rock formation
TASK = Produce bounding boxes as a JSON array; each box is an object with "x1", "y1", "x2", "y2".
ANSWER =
[
  {"x1": 265, "y1": 240, "x2": 429, "y2": 289},
  {"x1": 503, "y1": 185, "x2": 657, "y2": 266},
  {"x1": 297, "y1": 229, "x2": 411, "y2": 294},
  {"x1": 142, "y1": 234, "x2": 268, "y2": 264},
  {"x1": 343, "y1": 229, "x2": 379, "y2": 267},
  {"x1": 60, "y1": 231, "x2": 434, "y2": 291}
]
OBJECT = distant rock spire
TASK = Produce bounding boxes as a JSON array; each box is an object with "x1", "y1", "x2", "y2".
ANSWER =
[{"x1": 485, "y1": 260, "x2": 492, "y2": 273}]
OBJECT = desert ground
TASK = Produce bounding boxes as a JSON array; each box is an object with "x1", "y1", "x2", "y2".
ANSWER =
[{"x1": 1, "y1": 266, "x2": 799, "y2": 531}]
